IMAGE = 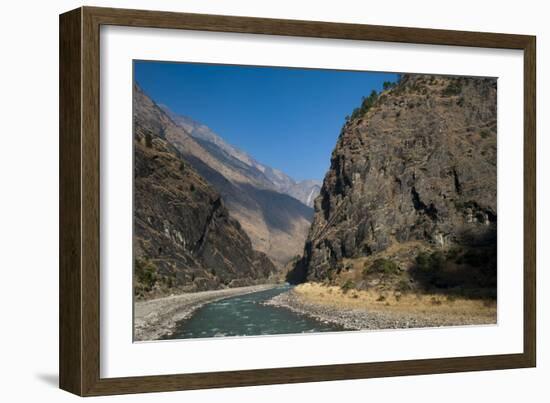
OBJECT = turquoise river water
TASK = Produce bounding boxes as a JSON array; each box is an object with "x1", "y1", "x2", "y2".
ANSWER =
[{"x1": 163, "y1": 285, "x2": 343, "y2": 340}]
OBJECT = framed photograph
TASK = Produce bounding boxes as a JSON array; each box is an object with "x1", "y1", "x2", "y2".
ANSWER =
[{"x1": 59, "y1": 6, "x2": 536, "y2": 396}]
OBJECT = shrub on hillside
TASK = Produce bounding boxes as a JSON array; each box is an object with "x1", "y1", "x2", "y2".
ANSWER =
[
  {"x1": 347, "y1": 89, "x2": 379, "y2": 122},
  {"x1": 134, "y1": 257, "x2": 158, "y2": 295},
  {"x1": 415, "y1": 251, "x2": 444, "y2": 273},
  {"x1": 363, "y1": 258, "x2": 400, "y2": 277},
  {"x1": 340, "y1": 279, "x2": 355, "y2": 293},
  {"x1": 383, "y1": 81, "x2": 396, "y2": 90},
  {"x1": 442, "y1": 81, "x2": 462, "y2": 96},
  {"x1": 480, "y1": 129, "x2": 490, "y2": 139},
  {"x1": 144, "y1": 132, "x2": 153, "y2": 148}
]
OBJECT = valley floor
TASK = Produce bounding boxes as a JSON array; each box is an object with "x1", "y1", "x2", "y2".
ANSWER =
[
  {"x1": 134, "y1": 284, "x2": 278, "y2": 341},
  {"x1": 264, "y1": 283, "x2": 497, "y2": 331}
]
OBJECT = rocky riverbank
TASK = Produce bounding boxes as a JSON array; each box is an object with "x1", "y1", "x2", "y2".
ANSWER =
[
  {"x1": 264, "y1": 283, "x2": 497, "y2": 331},
  {"x1": 134, "y1": 284, "x2": 278, "y2": 341}
]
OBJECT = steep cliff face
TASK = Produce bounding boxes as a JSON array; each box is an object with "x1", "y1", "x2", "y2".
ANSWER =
[
  {"x1": 133, "y1": 87, "x2": 276, "y2": 298},
  {"x1": 289, "y1": 75, "x2": 497, "y2": 286}
]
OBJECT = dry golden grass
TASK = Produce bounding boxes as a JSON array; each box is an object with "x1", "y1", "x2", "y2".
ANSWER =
[{"x1": 293, "y1": 283, "x2": 496, "y2": 323}]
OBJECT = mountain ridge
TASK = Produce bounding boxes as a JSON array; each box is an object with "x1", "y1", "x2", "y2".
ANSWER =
[{"x1": 159, "y1": 104, "x2": 322, "y2": 207}]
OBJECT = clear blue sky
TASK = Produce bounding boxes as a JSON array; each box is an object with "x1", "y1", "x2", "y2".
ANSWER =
[{"x1": 134, "y1": 61, "x2": 398, "y2": 182}]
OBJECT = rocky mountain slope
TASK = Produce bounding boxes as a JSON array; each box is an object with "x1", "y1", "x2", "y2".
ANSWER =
[
  {"x1": 160, "y1": 105, "x2": 322, "y2": 207},
  {"x1": 288, "y1": 75, "x2": 497, "y2": 295},
  {"x1": 133, "y1": 87, "x2": 276, "y2": 298},
  {"x1": 153, "y1": 101, "x2": 315, "y2": 265}
]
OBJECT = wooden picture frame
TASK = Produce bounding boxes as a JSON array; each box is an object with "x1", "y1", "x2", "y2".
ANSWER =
[{"x1": 59, "y1": 6, "x2": 536, "y2": 396}]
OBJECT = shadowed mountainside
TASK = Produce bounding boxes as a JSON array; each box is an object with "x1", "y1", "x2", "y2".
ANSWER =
[
  {"x1": 133, "y1": 86, "x2": 277, "y2": 298},
  {"x1": 155, "y1": 102, "x2": 315, "y2": 266}
]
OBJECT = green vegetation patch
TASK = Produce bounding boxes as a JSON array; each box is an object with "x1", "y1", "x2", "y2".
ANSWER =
[
  {"x1": 346, "y1": 89, "x2": 379, "y2": 122},
  {"x1": 363, "y1": 258, "x2": 400, "y2": 277},
  {"x1": 340, "y1": 279, "x2": 355, "y2": 293},
  {"x1": 412, "y1": 247, "x2": 497, "y2": 297},
  {"x1": 134, "y1": 257, "x2": 158, "y2": 296},
  {"x1": 442, "y1": 81, "x2": 463, "y2": 96},
  {"x1": 383, "y1": 81, "x2": 396, "y2": 90},
  {"x1": 480, "y1": 129, "x2": 490, "y2": 139},
  {"x1": 415, "y1": 251, "x2": 445, "y2": 273},
  {"x1": 144, "y1": 132, "x2": 153, "y2": 148}
]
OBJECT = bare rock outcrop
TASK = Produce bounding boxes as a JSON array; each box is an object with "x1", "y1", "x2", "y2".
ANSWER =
[
  {"x1": 289, "y1": 74, "x2": 497, "y2": 286},
  {"x1": 133, "y1": 86, "x2": 276, "y2": 298}
]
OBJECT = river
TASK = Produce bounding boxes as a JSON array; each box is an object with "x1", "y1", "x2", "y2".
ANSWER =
[{"x1": 162, "y1": 285, "x2": 342, "y2": 339}]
